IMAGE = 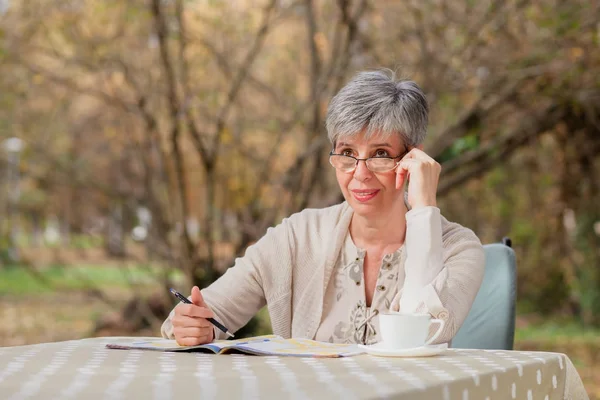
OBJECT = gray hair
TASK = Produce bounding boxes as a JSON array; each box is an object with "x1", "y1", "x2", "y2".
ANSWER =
[{"x1": 325, "y1": 69, "x2": 429, "y2": 147}]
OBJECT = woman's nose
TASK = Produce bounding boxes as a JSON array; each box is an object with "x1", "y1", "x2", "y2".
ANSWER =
[{"x1": 353, "y1": 159, "x2": 372, "y2": 182}]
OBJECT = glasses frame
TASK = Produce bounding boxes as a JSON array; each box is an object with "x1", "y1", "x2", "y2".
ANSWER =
[{"x1": 328, "y1": 149, "x2": 409, "y2": 173}]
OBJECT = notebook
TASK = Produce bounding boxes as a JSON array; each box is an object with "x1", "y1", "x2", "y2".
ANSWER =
[{"x1": 106, "y1": 335, "x2": 363, "y2": 358}]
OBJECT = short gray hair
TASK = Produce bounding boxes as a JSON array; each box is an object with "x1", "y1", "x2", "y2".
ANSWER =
[{"x1": 325, "y1": 69, "x2": 429, "y2": 147}]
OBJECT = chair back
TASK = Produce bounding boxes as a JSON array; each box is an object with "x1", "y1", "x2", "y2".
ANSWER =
[{"x1": 450, "y1": 242, "x2": 517, "y2": 350}]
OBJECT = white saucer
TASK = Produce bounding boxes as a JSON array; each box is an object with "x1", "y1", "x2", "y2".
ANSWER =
[{"x1": 358, "y1": 342, "x2": 447, "y2": 357}]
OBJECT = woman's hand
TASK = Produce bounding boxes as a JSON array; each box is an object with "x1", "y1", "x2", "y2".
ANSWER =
[
  {"x1": 395, "y1": 148, "x2": 441, "y2": 209},
  {"x1": 172, "y1": 286, "x2": 216, "y2": 346}
]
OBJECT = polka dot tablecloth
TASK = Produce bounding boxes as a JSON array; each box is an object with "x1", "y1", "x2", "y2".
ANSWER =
[{"x1": 0, "y1": 337, "x2": 588, "y2": 399}]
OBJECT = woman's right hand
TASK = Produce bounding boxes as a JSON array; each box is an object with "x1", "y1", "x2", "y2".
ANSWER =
[{"x1": 172, "y1": 286, "x2": 216, "y2": 346}]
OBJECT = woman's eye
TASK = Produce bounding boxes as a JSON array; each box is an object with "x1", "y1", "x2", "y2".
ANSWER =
[
  {"x1": 374, "y1": 149, "x2": 389, "y2": 157},
  {"x1": 341, "y1": 149, "x2": 353, "y2": 156}
]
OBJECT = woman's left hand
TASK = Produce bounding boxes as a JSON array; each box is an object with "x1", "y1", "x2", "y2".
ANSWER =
[{"x1": 395, "y1": 148, "x2": 441, "y2": 209}]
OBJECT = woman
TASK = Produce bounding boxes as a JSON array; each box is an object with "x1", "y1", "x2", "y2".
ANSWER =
[{"x1": 161, "y1": 69, "x2": 485, "y2": 346}]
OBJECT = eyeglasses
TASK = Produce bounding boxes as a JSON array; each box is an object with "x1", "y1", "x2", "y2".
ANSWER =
[{"x1": 328, "y1": 151, "x2": 408, "y2": 173}]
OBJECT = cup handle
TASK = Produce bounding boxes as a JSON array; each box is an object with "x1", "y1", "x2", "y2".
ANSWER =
[{"x1": 424, "y1": 318, "x2": 445, "y2": 346}]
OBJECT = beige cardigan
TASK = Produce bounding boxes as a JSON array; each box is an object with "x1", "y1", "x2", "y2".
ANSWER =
[{"x1": 161, "y1": 202, "x2": 485, "y2": 344}]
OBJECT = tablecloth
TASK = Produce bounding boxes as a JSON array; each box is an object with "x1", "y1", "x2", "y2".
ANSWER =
[{"x1": 0, "y1": 337, "x2": 589, "y2": 399}]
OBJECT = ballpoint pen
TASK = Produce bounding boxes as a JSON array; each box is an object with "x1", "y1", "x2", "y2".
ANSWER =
[{"x1": 169, "y1": 288, "x2": 235, "y2": 338}]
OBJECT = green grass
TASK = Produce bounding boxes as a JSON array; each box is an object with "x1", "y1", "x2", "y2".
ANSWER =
[
  {"x1": 515, "y1": 318, "x2": 600, "y2": 385},
  {"x1": 0, "y1": 263, "x2": 181, "y2": 295},
  {"x1": 516, "y1": 319, "x2": 600, "y2": 344}
]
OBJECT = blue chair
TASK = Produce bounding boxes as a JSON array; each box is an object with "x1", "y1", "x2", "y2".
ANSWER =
[{"x1": 450, "y1": 238, "x2": 517, "y2": 350}]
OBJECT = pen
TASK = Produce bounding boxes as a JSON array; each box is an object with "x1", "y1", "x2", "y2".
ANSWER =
[{"x1": 169, "y1": 288, "x2": 235, "y2": 338}]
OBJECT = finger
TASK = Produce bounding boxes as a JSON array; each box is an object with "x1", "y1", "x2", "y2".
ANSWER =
[
  {"x1": 174, "y1": 326, "x2": 213, "y2": 339},
  {"x1": 395, "y1": 163, "x2": 409, "y2": 189},
  {"x1": 172, "y1": 314, "x2": 213, "y2": 328},
  {"x1": 402, "y1": 148, "x2": 418, "y2": 160},
  {"x1": 396, "y1": 159, "x2": 418, "y2": 175},
  {"x1": 402, "y1": 157, "x2": 440, "y2": 176},
  {"x1": 398, "y1": 158, "x2": 425, "y2": 173},
  {"x1": 176, "y1": 335, "x2": 212, "y2": 346},
  {"x1": 406, "y1": 148, "x2": 435, "y2": 162},
  {"x1": 396, "y1": 159, "x2": 422, "y2": 189},
  {"x1": 191, "y1": 286, "x2": 206, "y2": 307},
  {"x1": 177, "y1": 304, "x2": 215, "y2": 319}
]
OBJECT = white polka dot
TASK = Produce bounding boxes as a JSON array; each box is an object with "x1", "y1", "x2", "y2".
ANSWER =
[
  {"x1": 492, "y1": 375, "x2": 497, "y2": 391},
  {"x1": 463, "y1": 389, "x2": 469, "y2": 400},
  {"x1": 544, "y1": 396, "x2": 549, "y2": 400},
  {"x1": 517, "y1": 364, "x2": 523, "y2": 377},
  {"x1": 527, "y1": 389, "x2": 533, "y2": 400},
  {"x1": 537, "y1": 369, "x2": 542, "y2": 384},
  {"x1": 443, "y1": 385, "x2": 450, "y2": 400},
  {"x1": 559, "y1": 356, "x2": 564, "y2": 369},
  {"x1": 552, "y1": 375, "x2": 557, "y2": 389},
  {"x1": 511, "y1": 383, "x2": 516, "y2": 398},
  {"x1": 485, "y1": 397, "x2": 490, "y2": 400}
]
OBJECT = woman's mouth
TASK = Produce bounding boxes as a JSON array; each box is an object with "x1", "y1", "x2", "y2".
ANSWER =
[{"x1": 351, "y1": 189, "x2": 379, "y2": 202}]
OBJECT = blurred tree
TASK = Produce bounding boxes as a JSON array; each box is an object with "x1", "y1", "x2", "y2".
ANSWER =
[{"x1": 0, "y1": 0, "x2": 598, "y2": 329}]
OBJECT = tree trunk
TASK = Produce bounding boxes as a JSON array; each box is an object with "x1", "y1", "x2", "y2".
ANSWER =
[{"x1": 106, "y1": 202, "x2": 126, "y2": 258}]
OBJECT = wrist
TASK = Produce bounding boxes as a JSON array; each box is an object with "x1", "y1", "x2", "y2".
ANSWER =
[
  {"x1": 411, "y1": 200, "x2": 437, "y2": 209},
  {"x1": 406, "y1": 205, "x2": 441, "y2": 221}
]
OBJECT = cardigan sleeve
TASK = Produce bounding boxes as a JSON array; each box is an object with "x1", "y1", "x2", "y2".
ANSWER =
[
  {"x1": 392, "y1": 206, "x2": 485, "y2": 344},
  {"x1": 160, "y1": 216, "x2": 296, "y2": 340}
]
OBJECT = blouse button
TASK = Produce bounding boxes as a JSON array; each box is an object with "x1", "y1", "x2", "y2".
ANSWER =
[
  {"x1": 377, "y1": 285, "x2": 386, "y2": 291},
  {"x1": 384, "y1": 263, "x2": 392, "y2": 270},
  {"x1": 373, "y1": 309, "x2": 379, "y2": 315}
]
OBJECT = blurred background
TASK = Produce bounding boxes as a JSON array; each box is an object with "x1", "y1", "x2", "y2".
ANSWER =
[{"x1": 0, "y1": 0, "x2": 599, "y2": 395}]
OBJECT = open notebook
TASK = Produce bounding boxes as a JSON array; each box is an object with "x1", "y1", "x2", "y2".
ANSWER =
[{"x1": 106, "y1": 335, "x2": 363, "y2": 358}]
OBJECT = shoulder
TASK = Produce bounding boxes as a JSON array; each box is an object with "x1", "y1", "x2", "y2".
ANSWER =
[
  {"x1": 260, "y1": 202, "x2": 352, "y2": 258},
  {"x1": 283, "y1": 201, "x2": 352, "y2": 231},
  {"x1": 439, "y1": 213, "x2": 481, "y2": 244},
  {"x1": 439, "y1": 213, "x2": 485, "y2": 261},
  {"x1": 249, "y1": 202, "x2": 351, "y2": 254}
]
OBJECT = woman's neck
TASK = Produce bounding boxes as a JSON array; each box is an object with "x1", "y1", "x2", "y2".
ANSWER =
[{"x1": 349, "y1": 202, "x2": 408, "y2": 252}]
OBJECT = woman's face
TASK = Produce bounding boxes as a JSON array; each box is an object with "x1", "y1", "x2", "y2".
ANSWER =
[{"x1": 334, "y1": 131, "x2": 407, "y2": 217}]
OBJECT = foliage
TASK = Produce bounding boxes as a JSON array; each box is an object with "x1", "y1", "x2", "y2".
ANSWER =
[
  {"x1": 0, "y1": 0, "x2": 598, "y2": 327},
  {"x1": 0, "y1": 262, "x2": 176, "y2": 295}
]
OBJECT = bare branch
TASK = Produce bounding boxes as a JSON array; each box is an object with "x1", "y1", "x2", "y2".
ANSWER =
[
  {"x1": 196, "y1": 36, "x2": 288, "y2": 109},
  {"x1": 151, "y1": 0, "x2": 197, "y2": 268},
  {"x1": 330, "y1": 0, "x2": 369, "y2": 94},
  {"x1": 438, "y1": 103, "x2": 565, "y2": 195},
  {"x1": 426, "y1": 77, "x2": 523, "y2": 159},
  {"x1": 294, "y1": 0, "x2": 369, "y2": 211},
  {"x1": 175, "y1": 0, "x2": 211, "y2": 165},
  {"x1": 305, "y1": 0, "x2": 322, "y2": 125},
  {"x1": 18, "y1": 61, "x2": 139, "y2": 114},
  {"x1": 211, "y1": 0, "x2": 278, "y2": 165}
]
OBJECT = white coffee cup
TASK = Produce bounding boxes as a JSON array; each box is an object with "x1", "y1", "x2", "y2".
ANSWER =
[{"x1": 378, "y1": 312, "x2": 445, "y2": 349}]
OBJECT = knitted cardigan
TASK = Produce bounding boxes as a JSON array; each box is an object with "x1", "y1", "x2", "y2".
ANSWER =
[{"x1": 161, "y1": 202, "x2": 485, "y2": 344}]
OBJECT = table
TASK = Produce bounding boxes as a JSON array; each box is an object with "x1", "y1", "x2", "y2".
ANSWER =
[{"x1": 0, "y1": 337, "x2": 589, "y2": 399}]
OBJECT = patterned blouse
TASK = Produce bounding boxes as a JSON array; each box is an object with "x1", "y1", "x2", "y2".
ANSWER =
[{"x1": 314, "y1": 231, "x2": 403, "y2": 345}]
